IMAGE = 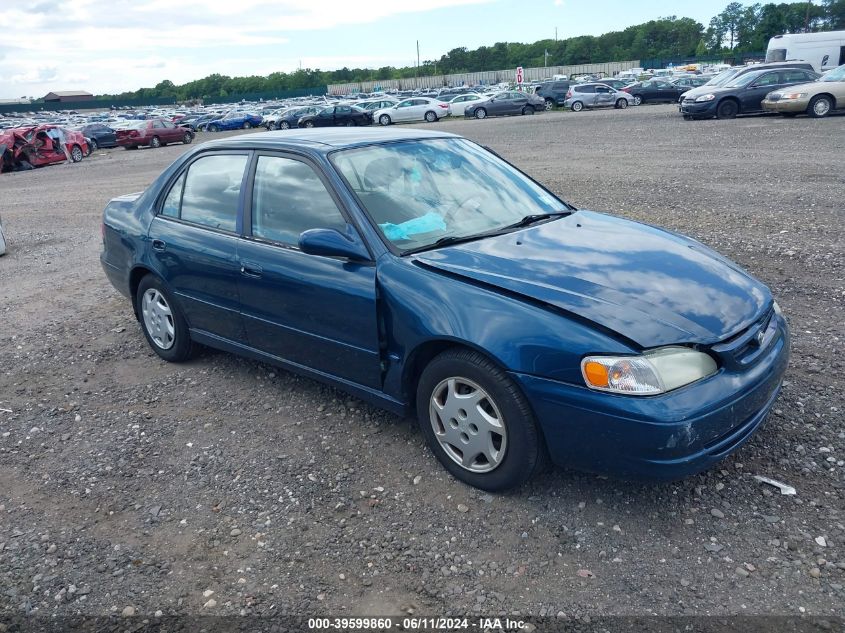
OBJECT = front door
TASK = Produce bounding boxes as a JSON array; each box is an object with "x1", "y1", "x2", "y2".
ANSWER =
[
  {"x1": 147, "y1": 152, "x2": 250, "y2": 342},
  {"x1": 237, "y1": 153, "x2": 382, "y2": 388},
  {"x1": 740, "y1": 71, "x2": 782, "y2": 112},
  {"x1": 594, "y1": 86, "x2": 615, "y2": 107}
]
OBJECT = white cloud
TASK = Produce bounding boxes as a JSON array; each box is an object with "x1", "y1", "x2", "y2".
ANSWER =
[{"x1": 0, "y1": 0, "x2": 489, "y2": 97}]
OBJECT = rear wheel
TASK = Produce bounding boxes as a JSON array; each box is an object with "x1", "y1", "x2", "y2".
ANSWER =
[
  {"x1": 89, "y1": 138, "x2": 99, "y2": 150},
  {"x1": 521, "y1": 106, "x2": 535, "y2": 115},
  {"x1": 243, "y1": 121, "x2": 252, "y2": 129},
  {"x1": 615, "y1": 98, "x2": 628, "y2": 109},
  {"x1": 416, "y1": 349, "x2": 548, "y2": 491},
  {"x1": 544, "y1": 99, "x2": 554, "y2": 111},
  {"x1": 150, "y1": 136, "x2": 161, "y2": 148},
  {"x1": 807, "y1": 95, "x2": 832, "y2": 118},
  {"x1": 208, "y1": 124, "x2": 219, "y2": 132},
  {"x1": 268, "y1": 121, "x2": 278, "y2": 130},
  {"x1": 571, "y1": 101, "x2": 583, "y2": 112},
  {"x1": 345, "y1": 120, "x2": 355, "y2": 126},
  {"x1": 474, "y1": 108, "x2": 487, "y2": 119},
  {"x1": 136, "y1": 275, "x2": 195, "y2": 363},
  {"x1": 182, "y1": 131, "x2": 193, "y2": 144},
  {"x1": 716, "y1": 99, "x2": 738, "y2": 119},
  {"x1": 424, "y1": 110, "x2": 437, "y2": 122},
  {"x1": 280, "y1": 121, "x2": 290, "y2": 129},
  {"x1": 303, "y1": 121, "x2": 314, "y2": 128},
  {"x1": 70, "y1": 145, "x2": 83, "y2": 162},
  {"x1": 379, "y1": 114, "x2": 391, "y2": 126}
]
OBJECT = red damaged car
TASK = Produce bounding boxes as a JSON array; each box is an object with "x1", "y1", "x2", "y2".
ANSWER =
[
  {"x1": 0, "y1": 125, "x2": 89, "y2": 172},
  {"x1": 115, "y1": 118, "x2": 194, "y2": 149}
]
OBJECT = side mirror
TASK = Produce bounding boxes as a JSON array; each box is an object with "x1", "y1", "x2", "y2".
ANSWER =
[{"x1": 299, "y1": 226, "x2": 370, "y2": 262}]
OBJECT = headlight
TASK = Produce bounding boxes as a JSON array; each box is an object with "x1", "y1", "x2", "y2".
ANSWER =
[
  {"x1": 773, "y1": 301, "x2": 783, "y2": 317},
  {"x1": 581, "y1": 347, "x2": 718, "y2": 395},
  {"x1": 780, "y1": 92, "x2": 807, "y2": 100},
  {"x1": 695, "y1": 94, "x2": 716, "y2": 102}
]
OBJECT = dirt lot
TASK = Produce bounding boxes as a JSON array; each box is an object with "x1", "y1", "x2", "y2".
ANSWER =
[{"x1": 1, "y1": 106, "x2": 844, "y2": 625}]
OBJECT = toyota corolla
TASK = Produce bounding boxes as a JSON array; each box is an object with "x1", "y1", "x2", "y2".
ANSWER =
[{"x1": 100, "y1": 129, "x2": 789, "y2": 491}]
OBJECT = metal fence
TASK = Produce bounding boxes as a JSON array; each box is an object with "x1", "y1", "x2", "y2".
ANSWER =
[
  {"x1": 640, "y1": 51, "x2": 766, "y2": 69},
  {"x1": 327, "y1": 61, "x2": 642, "y2": 94}
]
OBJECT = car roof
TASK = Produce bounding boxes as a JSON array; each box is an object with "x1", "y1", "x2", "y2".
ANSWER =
[{"x1": 203, "y1": 128, "x2": 460, "y2": 152}]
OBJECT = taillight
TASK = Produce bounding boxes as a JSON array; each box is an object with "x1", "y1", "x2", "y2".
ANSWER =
[
  {"x1": 566, "y1": 90, "x2": 572, "y2": 98},
  {"x1": 439, "y1": 104, "x2": 448, "y2": 108}
]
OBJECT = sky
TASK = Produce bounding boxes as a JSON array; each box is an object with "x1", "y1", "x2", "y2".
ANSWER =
[{"x1": 1, "y1": 0, "x2": 744, "y2": 99}]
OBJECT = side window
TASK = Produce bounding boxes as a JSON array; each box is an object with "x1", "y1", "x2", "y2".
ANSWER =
[
  {"x1": 180, "y1": 155, "x2": 248, "y2": 232},
  {"x1": 162, "y1": 120, "x2": 176, "y2": 129},
  {"x1": 161, "y1": 172, "x2": 185, "y2": 218},
  {"x1": 153, "y1": 120, "x2": 165, "y2": 129},
  {"x1": 579, "y1": 85, "x2": 596, "y2": 93},
  {"x1": 753, "y1": 73, "x2": 780, "y2": 86},
  {"x1": 337, "y1": 106, "x2": 351, "y2": 114},
  {"x1": 251, "y1": 156, "x2": 347, "y2": 246}
]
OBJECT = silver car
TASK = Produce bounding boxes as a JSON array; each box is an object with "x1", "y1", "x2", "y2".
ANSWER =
[{"x1": 564, "y1": 83, "x2": 635, "y2": 111}]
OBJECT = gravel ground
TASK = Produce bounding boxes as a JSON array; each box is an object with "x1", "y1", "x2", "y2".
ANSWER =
[{"x1": 1, "y1": 105, "x2": 844, "y2": 624}]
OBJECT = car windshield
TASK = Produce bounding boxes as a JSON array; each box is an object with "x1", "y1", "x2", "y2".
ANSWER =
[
  {"x1": 725, "y1": 71, "x2": 766, "y2": 87},
  {"x1": 821, "y1": 65, "x2": 845, "y2": 82},
  {"x1": 706, "y1": 70, "x2": 739, "y2": 86},
  {"x1": 331, "y1": 138, "x2": 568, "y2": 253}
]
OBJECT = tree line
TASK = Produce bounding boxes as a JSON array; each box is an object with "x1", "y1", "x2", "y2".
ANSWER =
[{"x1": 100, "y1": 0, "x2": 844, "y2": 101}]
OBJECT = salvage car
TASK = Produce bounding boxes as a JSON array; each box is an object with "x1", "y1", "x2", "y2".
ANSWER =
[
  {"x1": 116, "y1": 119, "x2": 194, "y2": 149},
  {"x1": 205, "y1": 112, "x2": 263, "y2": 132},
  {"x1": 298, "y1": 105, "x2": 372, "y2": 128},
  {"x1": 373, "y1": 98, "x2": 450, "y2": 125},
  {"x1": 680, "y1": 67, "x2": 820, "y2": 119},
  {"x1": 761, "y1": 63, "x2": 845, "y2": 118},
  {"x1": 100, "y1": 129, "x2": 790, "y2": 491},
  {"x1": 564, "y1": 83, "x2": 634, "y2": 111},
  {"x1": 464, "y1": 91, "x2": 546, "y2": 119},
  {"x1": 623, "y1": 79, "x2": 687, "y2": 105},
  {"x1": 76, "y1": 123, "x2": 118, "y2": 150},
  {"x1": 0, "y1": 124, "x2": 88, "y2": 170},
  {"x1": 264, "y1": 106, "x2": 322, "y2": 130}
]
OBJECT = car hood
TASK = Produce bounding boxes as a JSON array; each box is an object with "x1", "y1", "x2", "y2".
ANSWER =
[
  {"x1": 413, "y1": 211, "x2": 771, "y2": 348},
  {"x1": 766, "y1": 80, "x2": 823, "y2": 94}
]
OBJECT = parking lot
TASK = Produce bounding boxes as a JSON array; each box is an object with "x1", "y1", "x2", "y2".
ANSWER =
[{"x1": 1, "y1": 104, "x2": 844, "y2": 620}]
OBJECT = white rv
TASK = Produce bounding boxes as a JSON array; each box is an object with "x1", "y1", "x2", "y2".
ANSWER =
[{"x1": 766, "y1": 30, "x2": 845, "y2": 72}]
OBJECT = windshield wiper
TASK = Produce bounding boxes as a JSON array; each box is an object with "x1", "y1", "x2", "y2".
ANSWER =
[{"x1": 499, "y1": 211, "x2": 571, "y2": 231}]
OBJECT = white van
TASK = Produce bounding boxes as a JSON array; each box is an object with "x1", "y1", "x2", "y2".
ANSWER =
[{"x1": 766, "y1": 30, "x2": 845, "y2": 72}]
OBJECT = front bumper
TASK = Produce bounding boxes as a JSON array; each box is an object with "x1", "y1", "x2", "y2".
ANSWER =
[
  {"x1": 512, "y1": 314, "x2": 790, "y2": 480},
  {"x1": 679, "y1": 99, "x2": 718, "y2": 118},
  {"x1": 761, "y1": 99, "x2": 808, "y2": 113}
]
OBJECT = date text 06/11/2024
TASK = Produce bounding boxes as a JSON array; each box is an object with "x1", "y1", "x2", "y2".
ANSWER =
[{"x1": 306, "y1": 617, "x2": 529, "y2": 631}]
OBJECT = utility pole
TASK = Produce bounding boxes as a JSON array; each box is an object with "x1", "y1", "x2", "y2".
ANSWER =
[
  {"x1": 544, "y1": 50, "x2": 549, "y2": 67},
  {"x1": 555, "y1": 27, "x2": 558, "y2": 42},
  {"x1": 416, "y1": 40, "x2": 420, "y2": 89},
  {"x1": 804, "y1": 0, "x2": 812, "y2": 32}
]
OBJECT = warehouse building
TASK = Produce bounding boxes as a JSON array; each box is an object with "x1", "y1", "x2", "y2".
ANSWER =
[{"x1": 43, "y1": 90, "x2": 94, "y2": 103}]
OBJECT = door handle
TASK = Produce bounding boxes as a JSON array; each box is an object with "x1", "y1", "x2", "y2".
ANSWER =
[
  {"x1": 152, "y1": 239, "x2": 166, "y2": 251},
  {"x1": 240, "y1": 262, "x2": 263, "y2": 278}
]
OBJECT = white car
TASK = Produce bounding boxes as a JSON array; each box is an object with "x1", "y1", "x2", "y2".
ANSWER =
[
  {"x1": 447, "y1": 94, "x2": 484, "y2": 116},
  {"x1": 373, "y1": 97, "x2": 450, "y2": 125}
]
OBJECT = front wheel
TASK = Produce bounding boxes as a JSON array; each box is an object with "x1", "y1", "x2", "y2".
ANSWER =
[
  {"x1": 379, "y1": 114, "x2": 391, "y2": 126},
  {"x1": 89, "y1": 138, "x2": 99, "y2": 150},
  {"x1": 243, "y1": 121, "x2": 252, "y2": 129},
  {"x1": 474, "y1": 108, "x2": 487, "y2": 119},
  {"x1": 268, "y1": 121, "x2": 278, "y2": 130},
  {"x1": 70, "y1": 145, "x2": 83, "y2": 162},
  {"x1": 544, "y1": 99, "x2": 554, "y2": 111},
  {"x1": 183, "y1": 132, "x2": 193, "y2": 144},
  {"x1": 716, "y1": 99, "x2": 738, "y2": 119},
  {"x1": 807, "y1": 95, "x2": 832, "y2": 118},
  {"x1": 149, "y1": 136, "x2": 161, "y2": 148},
  {"x1": 208, "y1": 124, "x2": 219, "y2": 132},
  {"x1": 345, "y1": 120, "x2": 355, "y2": 127},
  {"x1": 521, "y1": 106, "x2": 535, "y2": 115},
  {"x1": 416, "y1": 349, "x2": 548, "y2": 491},
  {"x1": 571, "y1": 101, "x2": 583, "y2": 112},
  {"x1": 303, "y1": 121, "x2": 314, "y2": 128},
  {"x1": 279, "y1": 121, "x2": 290, "y2": 129},
  {"x1": 616, "y1": 98, "x2": 628, "y2": 109},
  {"x1": 632, "y1": 95, "x2": 642, "y2": 106},
  {"x1": 136, "y1": 275, "x2": 195, "y2": 362},
  {"x1": 424, "y1": 111, "x2": 437, "y2": 122}
]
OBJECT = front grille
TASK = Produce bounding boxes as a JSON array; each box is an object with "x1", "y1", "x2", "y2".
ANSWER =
[
  {"x1": 767, "y1": 94, "x2": 782, "y2": 102},
  {"x1": 710, "y1": 308, "x2": 778, "y2": 370}
]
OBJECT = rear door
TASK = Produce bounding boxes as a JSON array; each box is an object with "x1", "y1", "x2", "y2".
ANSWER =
[
  {"x1": 147, "y1": 152, "x2": 250, "y2": 342},
  {"x1": 237, "y1": 152, "x2": 381, "y2": 388},
  {"x1": 334, "y1": 105, "x2": 353, "y2": 125},
  {"x1": 160, "y1": 119, "x2": 182, "y2": 142},
  {"x1": 392, "y1": 99, "x2": 415, "y2": 122}
]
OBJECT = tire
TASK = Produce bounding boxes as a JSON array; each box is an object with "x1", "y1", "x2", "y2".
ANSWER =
[
  {"x1": 280, "y1": 121, "x2": 290, "y2": 130},
  {"x1": 632, "y1": 95, "x2": 642, "y2": 106},
  {"x1": 807, "y1": 95, "x2": 833, "y2": 118},
  {"x1": 571, "y1": 101, "x2": 583, "y2": 112},
  {"x1": 89, "y1": 138, "x2": 98, "y2": 150},
  {"x1": 182, "y1": 132, "x2": 193, "y2": 144},
  {"x1": 716, "y1": 99, "x2": 738, "y2": 119},
  {"x1": 304, "y1": 121, "x2": 314, "y2": 128},
  {"x1": 474, "y1": 108, "x2": 487, "y2": 120},
  {"x1": 416, "y1": 348, "x2": 548, "y2": 491},
  {"x1": 150, "y1": 136, "x2": 161, "y2": 148},
  {"x1": 616, "y1": 98, "x2": 628, "y2": 109},
  {"x1": 379, "y1": 114, "x2": 391, "y2": 126},
  {"x1": 208, "y1": 124, "x2": 219, "y2": 132},
  {"x1": 268, "y1": 121, "x2": 278, "y2": 130},
  {"x1": 424, "y1": 110, "x2": 437, "y2": 122},
  {"x1": 521, "y1": 106, "x2": 535, "y2": 115},
  {"x1": 136, "y1": 275, "x2": 195, "y2": 363},
  {"x1": 70, "y1": 145, "x2": 83, "y2": 162},
  {"x1": 544, "y1": 99, "x2": 554, "y2": 111},
  {"x1": 345, "y1": 120, "x2": 355, "y2": 126},
  {"x1": 243, "y1": 121, "x2": 252, "y2": 129}
]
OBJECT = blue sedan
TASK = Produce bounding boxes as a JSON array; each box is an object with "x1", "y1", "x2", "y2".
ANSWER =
[
  {"x1": 204, "y1": 112, "x2": 263, "y2": 132},
  {"x1": 100, "y1": 129, "x2": 789, "y2": 491}
]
